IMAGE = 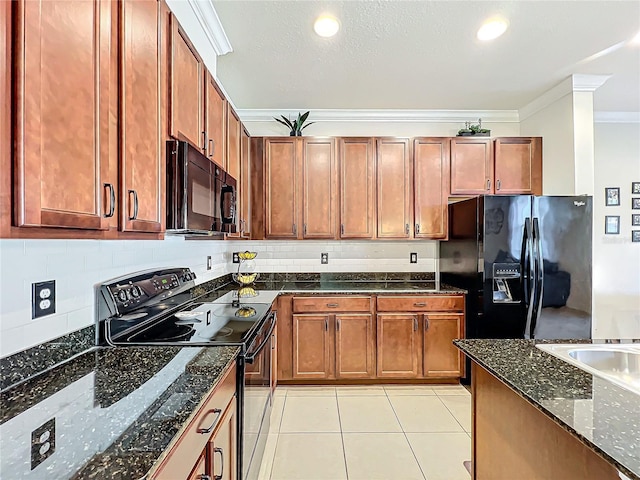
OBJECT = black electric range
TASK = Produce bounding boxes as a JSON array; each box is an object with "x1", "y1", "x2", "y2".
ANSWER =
[{"x1": 95, "y1": 267, "x2": 275, "y2": 480}]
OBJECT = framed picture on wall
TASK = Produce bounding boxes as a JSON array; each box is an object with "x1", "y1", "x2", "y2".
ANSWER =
[
  {"x1": 605, "y1": 216, "x2": 620, "y2": 234},
  {"x1": 633, "y1": 198, "x2": 640, "y2": 210},
  {"x1": 605, "y1": 187, "x2": 620, "y2": 206},
  {"x1": 632, "y1": 182, "x2": 640, "y2": 195},
  {"x1": 632, "y1": 231, "x2": 640, "y2": 243}
]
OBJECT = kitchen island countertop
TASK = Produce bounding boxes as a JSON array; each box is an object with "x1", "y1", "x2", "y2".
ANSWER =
[{"x1": 455, "y1": 339, "x2": 640, "y2": 480}]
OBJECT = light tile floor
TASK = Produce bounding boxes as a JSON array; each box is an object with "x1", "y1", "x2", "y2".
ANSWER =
[{"x1": 259, "y1": 385, "x2": 472, "y2": 480}]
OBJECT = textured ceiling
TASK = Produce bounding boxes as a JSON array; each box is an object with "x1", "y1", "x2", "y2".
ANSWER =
[{"x1": 212, "y1": 0, "x2": 640, "y2": 112}]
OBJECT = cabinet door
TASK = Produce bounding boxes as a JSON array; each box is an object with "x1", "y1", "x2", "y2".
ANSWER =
[
  {"x1": 336, "y1": 314, "x2": 375, "y2": 379},
  {"x1": 423, "y1": 313, "x2": 463, "y2": 378},
  {"x1": 339, "y1": 138, "x2": 375, "y2": 238},
  {"x1": 187, "y1": 453, "x2": 207, "y2": 480},
  {"x1": 302, "y1": 138, "x2": 337, "y2": 238},
  {"x1": 376, "y1": 314, "x2": 420, "y2": 378},
  {"x1": 292, "y1": 314, "x2": 332, "y2": 379},
  {"x1": 494, "y1": 137, "x2": 542, "y2": 195},
  {"x1": 414, "y1": 138, "x2": 449, "y2": 239},
  {"x1": 450, "y1": 138, "x2": 493, "y2": 195},
  {"x1": 376, "y1": 138, "x2": 411, "y2": 238},
  {"x1": 240, "y1": 127, "x2": 251, "y2": 238},
  {"x1": 265, "y1": 138, "x2": 299, "y2": 238},
  {"x1": 205, "y1": 72, "x2": 226, "y2": 168},
  {"x1": 15, "y1": 0, "x2": 112, "y2": 230},
  {"x1": 209, "y1": 401, "x2": 237, "y2": 480},
  {"x1": 169, "y1": 14, "x2": 204, "y2": 149},
  {"x1": 120, "y1": 0, "x2": 165, "y2": 233},
  {"x1": 226, "y1": 107, "x2": 241, "y2": 237}
]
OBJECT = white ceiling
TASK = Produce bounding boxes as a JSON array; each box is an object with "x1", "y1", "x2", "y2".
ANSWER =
[{"x1": 212, "y1": 1, "x2": 640, "y2": 113}]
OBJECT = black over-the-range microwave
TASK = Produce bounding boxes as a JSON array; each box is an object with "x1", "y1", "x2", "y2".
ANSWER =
[{"x1": 166, "y1": 139, "x2": 237, "y2": 235}]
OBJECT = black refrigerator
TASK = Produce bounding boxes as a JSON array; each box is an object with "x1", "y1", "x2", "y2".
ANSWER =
[{"x1": 441, "y1": 195, "x2": 593, "y2": 349}]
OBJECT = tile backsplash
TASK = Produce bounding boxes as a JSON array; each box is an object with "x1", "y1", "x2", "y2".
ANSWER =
[{"x1": 0, "y1": 238, "x2": 438, "y2": 358}]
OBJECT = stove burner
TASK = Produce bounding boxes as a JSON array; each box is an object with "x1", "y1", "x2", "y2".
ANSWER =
[
  {"x1": 216, "y1": 327, "x2": 233, "y2": 338},
  {"x1": 128, "y1": 323, "x2": 195, "y2": 343},
  {"x1": 236, "y1": 307, "x2": 257, "y2": 318}
]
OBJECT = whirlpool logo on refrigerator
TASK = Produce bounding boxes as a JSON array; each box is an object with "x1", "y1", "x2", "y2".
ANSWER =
[{"x1": 573, "y1": 201, "x2": 586, "y2": 207}]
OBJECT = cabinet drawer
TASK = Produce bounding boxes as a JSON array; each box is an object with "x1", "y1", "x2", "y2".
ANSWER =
[
  {"x1": 151, "y1": 363, "x2": 237, "y2": 480},
  {"x1": 292, "y1": 296, "x2": 372, "y2": 313},
  {"x1": 376, "y1": 295, "x2": 464, "y2": 312}
]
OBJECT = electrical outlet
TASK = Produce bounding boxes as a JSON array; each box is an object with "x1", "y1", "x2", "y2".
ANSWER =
[
  {"x1": 410, "y1": 252, "x2": 418, "y2": 264},
  {"x1": 321, "y1": 253, "x2": 329, "y2": 264},
  {"x1": 32, "y1": 281, "x2": 55, "y2": 319},
  {"x1": 31, "y1": 418, "x2": 55, "y2": 470},
  {"x1": 232, "y1": 252, "x2": 240, "y2": 264},
  {"x1": 206, "y1": 256, "x2": 212, "y2": 270}
]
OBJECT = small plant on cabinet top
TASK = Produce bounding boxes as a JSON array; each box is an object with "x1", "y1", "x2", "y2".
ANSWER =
[
  {"x1": 274, "y1": 111, "x2": 315, "y2": 136},
  {"x1": 457, "y1": 118, "x2": 491, "y2": 137}
]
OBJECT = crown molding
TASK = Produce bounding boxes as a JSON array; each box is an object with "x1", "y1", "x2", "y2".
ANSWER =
[
  {"x1": 236, "y1": 109, "x2": 520, "y2": 123},
  {"x1": 188, "y1": 0, "x2": 232, "y2": 56},
  {"x1": 594, "y1": 111, "x2": 640, "y2": 123},
  {"x1": 519, "y1": 74, "x2": 612, "y2": 122}
]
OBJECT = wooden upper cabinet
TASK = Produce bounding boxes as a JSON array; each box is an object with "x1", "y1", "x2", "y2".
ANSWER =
[
  {"x1": 450, "y1": 137, "x2": 493, "y2": 195},
  {"x1": 377, "y1": 313, "x2": 420, "y2": 378},
  {"x1": 169, "y1": 14, "x2": 204, "y2": 149},
  {"x1": 339, "y1": 138, "x2": 375, "y2": 239},
  {"x1": 494, "y1": 137, "x2": 542, "y2": 195},
  {"x1": 376, "y1": 138, "x2": 411, "y2": 238},
  {"x1": 423, "y1": 313, "x2": 464, "y2": 378},
  {"x1": 226, "y1": 107, "x2": 241, "y2": 237},
  {"x1": 264, "y1": 138, "x2": 299, "y2": 238},
  {"x1": 414, "y1": 138, "x2": 449, "y2": 239},
  {"x1": 240, "y1": 127, "x2": 251, "y2": 238},
  {"x1": 205, "y1": 72, "x2": 226, "y2": 168},
  {"x1": 14, "y1": 0, "x2": 113, "y2": 230},
  {"x1": 119, "y1": 0, "x2": 165, "y2": 233},
  {"x1": 302, "y1": 138, "x2": 337, "y2": 238},
  {"x1": 292, "y1": 314, "x2": 332, "y2": 379},
  {"x1": 335, "y1": 314, "x2": 375, "y2": 379}
]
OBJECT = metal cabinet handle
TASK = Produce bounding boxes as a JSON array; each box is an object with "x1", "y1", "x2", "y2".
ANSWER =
[
  {"x1": 325, "y1": 318, "x2": 328, "y2": 331},
  {"x1": 413, "y1": 317, "x2": 418, "y2": 331},
  {"x1": 293, "y1": 223, "x2": 297, "y2": 235},
  {"x1": 202, "y1": 131, "x2": 207, "y2": 151},
  {"x1": 128, "y1": 190, "x2": 138, "y2": 220},
  {"x1": 405, "y1": 223, "x2": 409, "y2": 235},
  {"x1": 303, "y1": 224, "x2": 307, "y2": 235},
  {"x1": 197, "y1": 408, "x2": 222, "y2": 434},
  {"x1": 271, "y1": 334, "x2": 275, "y2": 350},
  {"x1": 340, "y1": 224, "x2": 344, "y2": 235},
  {"x1": 336, "y1": 319, "x2": 340, "y2": 331},
  {"x1": 209, "y1": 138, "x2": 214, "y2": 158},
  {"x1": 327, "y1": 303, "x2": 339, "y2": 308},
  {"x1": 415, "y1": 223, "x2": 420, "y2": 234},
  {"x1": 414, "y1": 302, "x2": 426, "y2": 307},
  {"x1": 425, "y1": 315, "x2": 430, "y2": 331},
  {"x1": 104, "y1": 183, "x2": 115, "y2": 218},
  {"x1": 213, "y1": 447, "x2": 224, "y2": 480},
  {"x1": 197, "y1": 475, "x2": 211, "y2": 480},
  {"x1": 497, "y1": 179, "x2": 501, "y2": 191},
  {"x1": 486, "y1": 179, "x2": 491, "y2": 191}
]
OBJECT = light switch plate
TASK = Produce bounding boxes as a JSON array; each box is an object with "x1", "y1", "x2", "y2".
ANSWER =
[
  {"x1": 32, "y1": 281, "x2": 56, "y2": 319},
  {"x1": 207, "y1": 256, "x2": 212, "y2": 270}
]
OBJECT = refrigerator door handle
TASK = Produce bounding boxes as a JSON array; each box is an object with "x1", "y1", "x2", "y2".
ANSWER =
[
  {"x1": 524, "y1": 217, "x2": 537, "y2": 339},
  {"x1": 520, "y1": 218, "x2": 532, "y2": 305},
  {"x1": 528, "y1": 217, "x2": 544, "y2": 339}
]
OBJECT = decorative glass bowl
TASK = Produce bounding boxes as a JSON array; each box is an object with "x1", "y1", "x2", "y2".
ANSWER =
[
  {"x1": 233, "y1": 272, "x2": 259, "y2": 285},
  {"x1": 238, "y1": 251, "x2": 257, "y2": 261}
]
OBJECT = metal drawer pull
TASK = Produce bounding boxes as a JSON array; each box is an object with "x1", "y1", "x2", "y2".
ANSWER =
[
  {"x1": 414, "y1": 302, "x2": 426, "y2": 307},
  {"x1": 214, "y1": 447, "x2": 224, "y2": 480},
  {"x1": 425, "y1": 316, "x2": 430, "y2": 331},
  {"x1": 197, "y1": 408, "x2": 222, "y2": 434},
  {"x1": 326, "y1": 303, "x2": 339, "y2": 308},
  {"x1": 104, "y1": 183, "x2": 115, "y2": 218}
]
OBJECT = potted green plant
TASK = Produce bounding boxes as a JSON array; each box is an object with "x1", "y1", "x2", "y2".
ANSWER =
[
  {"x1": 274, "y1": 111, "x2": 315, "y2": 136},
  {"x1": 457, "y1": 119, "x2": 490, "y2": 137}
]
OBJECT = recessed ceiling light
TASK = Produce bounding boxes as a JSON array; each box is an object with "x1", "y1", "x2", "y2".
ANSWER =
[
  {"x1": 477, "y1": 18, "x2": 508, "y2": 41},
  {"x1": 314, "y1": 15, "x2": 340, "y2": 38}
]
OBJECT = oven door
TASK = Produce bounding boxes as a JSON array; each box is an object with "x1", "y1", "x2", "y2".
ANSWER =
[{"x1": 241, "y1": 312, "x2": 275, "y2": 480}]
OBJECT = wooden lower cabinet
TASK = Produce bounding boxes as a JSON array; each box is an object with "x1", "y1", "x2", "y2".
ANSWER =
[
  {"x1": 423, "y1": 313, "x2": 464, "y2": 378},
  {"x1": 209, "y1": 400, "x2": 237, "y2": 480},
  {"x1": 376, "y1": 314, "x2": 420, "y2": 378},
  {"x1": 335, "y1": 314, "x2": 375, "y2": 379},
  {"x1": 292, "y1": 314, "x2": 331, "y2": 379}
]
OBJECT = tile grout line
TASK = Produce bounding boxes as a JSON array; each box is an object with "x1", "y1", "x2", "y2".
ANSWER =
[
  {"x1": 384, "y1": 389, "x2": 428, "y2": 480},
  {"x1": 268, "y1": 388, "x2": 287, "y2": 480},
  {"x1": 437, "y1": 394, "x2": 470, "y2": 434},
  {"x1": 335, "y1": 388, "x2": 350, "y2": 480}
]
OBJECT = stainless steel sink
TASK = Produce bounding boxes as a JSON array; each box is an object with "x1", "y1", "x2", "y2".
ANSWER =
[{"x1": 536, "y1": 344, "x2": 640, "y2": 396}]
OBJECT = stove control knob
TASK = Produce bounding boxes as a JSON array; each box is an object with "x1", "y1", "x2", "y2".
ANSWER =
[
  {"x1": 117, "y1": 290, "x2": 128, "y2": 302},
  {"x1": 130, "y1": 286, "x2": 141, "y2": 298}
]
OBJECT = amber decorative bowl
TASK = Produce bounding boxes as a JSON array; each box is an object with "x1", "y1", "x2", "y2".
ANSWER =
[
  {"x1": 233, "y1": 272, "x2": 259, "y2": 285},
  {"x1": 238, "y1": 251, "x2": 257, "y2": 261}
]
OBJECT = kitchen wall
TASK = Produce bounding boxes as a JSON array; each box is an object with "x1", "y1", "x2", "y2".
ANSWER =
[
  {"x1": 0, "y1": 238, "x2": 229, "y2": 358},
  {"x1": 592, "y1": 122, "x2": 640, "y2": 338},
  {"x1": 226, "y1": 240, "x2": 438, "y2": 273}
]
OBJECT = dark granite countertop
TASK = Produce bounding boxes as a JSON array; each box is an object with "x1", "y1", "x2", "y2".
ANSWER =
[
  {"x1": 0, "y1": 345, "x2": 239, "y2": 479},
  {"x1": 253, "y1": 280, "x2": 465, "y2": 294},
  {"x1": 455, "y1": 339, "x2": 640, "y2": 480}
]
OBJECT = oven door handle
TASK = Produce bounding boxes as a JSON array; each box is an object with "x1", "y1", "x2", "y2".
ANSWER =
[{"x1": 245, "y1": 313, "x2": 277, "y2": 364}]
